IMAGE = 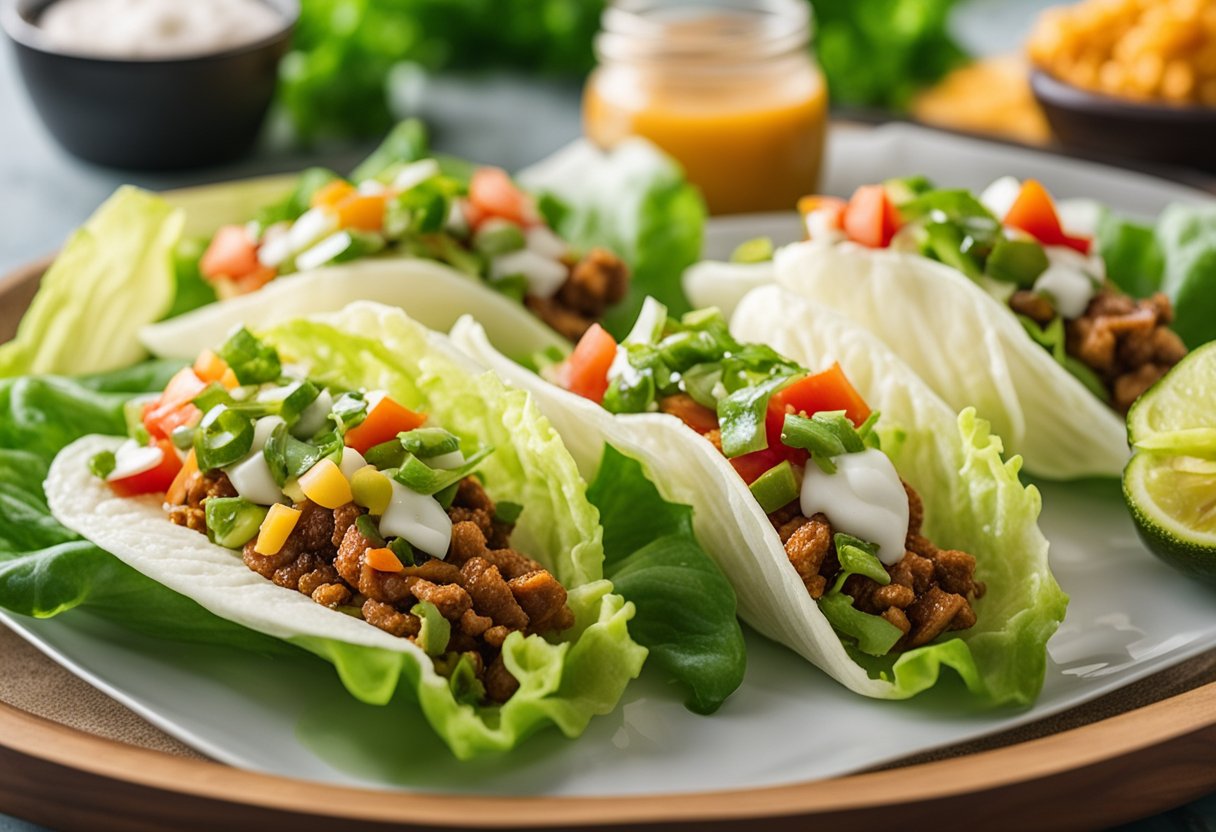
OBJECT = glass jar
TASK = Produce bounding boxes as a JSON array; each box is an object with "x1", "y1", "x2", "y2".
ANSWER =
[{"x1": 584, "y1": 0, "x2": 828, "y2": 215}]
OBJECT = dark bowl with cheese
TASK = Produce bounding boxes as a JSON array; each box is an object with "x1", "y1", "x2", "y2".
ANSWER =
[{"x1": 2, "y1": 0, "x2": 297, "y2": 170}]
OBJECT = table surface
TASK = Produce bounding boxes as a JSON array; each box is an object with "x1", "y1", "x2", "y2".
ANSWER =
[{"x1": 2, "y1": 2, "x2": 1216, "y2": 829}]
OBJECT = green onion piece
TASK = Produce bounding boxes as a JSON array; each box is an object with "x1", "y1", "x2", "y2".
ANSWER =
[
  {"x1": 263, "y1": 422, "x2": 343, "y2": 486},
  {"x1": 392, "y1": 446, "x2": 493, "y2": 495},
  {"x1": 749, "y1": 460, "x2": 799, "y2": 513},
  {"x1": 681, "y1": 362, "x2": 725, "y2": 409},
  {"x1": 412, "y1": 601, "x2": 451, "y2": 657},
  {"x1": 277, "y1": 380, "x2": 321, "y2": 425},
  {"x1": 780, "y1": 413, "x2": 844, "y2": 472},
  {"x1": 856, "y1": 411, "x2": 882, "y2": 450},
  {"x1": 473, "y1": 222, "x2": 526, "y2": 256},
  {"x1": 122, "y1": 397, "x2": 153, "y2": 445},
  {"x1": 329, "y1": 392, "x2": 368, "y2": 433},
  {"x1": 987, "y1": 237, "x2": 1049, "y2": 288},
  {"x1": 192, "y1": 382, "x2": 232, "y2": 414},
  {"x1": 355, "y1": 514, "x2": 386, "y2": 547},
  {"x1": 602, "y1": 344, "x2": 665, "y2": 415},
  {"x1": 657, "y1": 330, "x2": 722, "y2": 373},
  {"x1": 383, "y1": 180, "x2": 450, "y2": 238},
  {"x1": 89, "y1": 450, "x2": 116, "y2": 480},
  {"x1": 434, "y1": 481, "x2": 460, "y2": 510},
  {"x1": 489, "y1": 273, "x2": 528, "y2": 303},
  {"x1": 624, "y1": 297, "x2": 669, "y2": 345},
  {"x1": 217, "y1": 328, "x2": 281, "y2": 385},
  {"x1": 494, "y1": 501, "x2": 524, "y2": 525},
  {"x1": 398, "y1": 428, "x2": 460, "y2": 459},
  {"x1": 833, "y1": 533, "x2": 892, "y2": 585},
  {"x1": 923, "y1": 221, "x2": 983, "y2": 281},
  {"x1": 204, "y1": 498, "x2": 269, "y2": 549},
  {"x1": 730, "y1": 236, "x2": 775, "y2": 264},
  {"x1": 881, "y1": 175, "x2": 934, "y2": 206},
  {"x1": 169, "y1": 424, "x2": 195, "y2": 451},
  {"x1": 717, "y1": 373, "x2": 795, "y2": 458},
  {"x1": 364, "y1": 438, "x2": 406, "y2": 470},
  {"x1": 388, "y1": 536, "x2": 417, "y2": 566},
  {"x1": 818, "y1": 592, "x2": 904, "y2": 656},
  {"x1": 193, "y1": 406, "x2": 255, "y2": 471}
]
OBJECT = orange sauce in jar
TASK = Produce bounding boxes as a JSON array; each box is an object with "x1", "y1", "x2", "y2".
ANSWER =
[{"x1": 584, "y1": 0, "x2": 828, "y2": 215}]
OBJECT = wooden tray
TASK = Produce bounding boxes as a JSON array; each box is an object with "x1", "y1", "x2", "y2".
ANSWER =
[{"x1": 2, "y1": 255, "x2": 1216, "y2": 832}]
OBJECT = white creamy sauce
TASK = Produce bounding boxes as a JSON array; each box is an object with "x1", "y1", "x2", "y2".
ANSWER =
[
  {"x1": 490, "y1": 249, "x2": 567, "y2": 298},
  {"x1": 1034, "y1": 245, "x2": 1103, "y2": 319},
  {"x1": 380, "y1": 480, "x2": 452, "y2": 559},
  {"x1": 804, "y1": 208, "x2": 846, "y2": 243},
  {"x1": 800, "y1": 449, "x2": 909, "y2": 566},
  {"x1": 979, "y1": 176, "x2": 1022, "y2": 221},
  {"x1": 291, "y1": 389, "x2": 332, "y2": 439},
  {"x1": 39, "y1": 0, "x2": 283, "y2": 59},
  {"x1": 338, "y1": 447, "x2": 366, "y2": 480}
]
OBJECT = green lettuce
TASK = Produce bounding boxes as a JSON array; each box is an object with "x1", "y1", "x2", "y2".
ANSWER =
[
  {"x1": 0, "y1": 188, "x2": 182, "y2": 378},
  {"x1": 37, "y1": 303, "x2": 645, "y2": 759},
  {"x1": 587, "y1": 446, "x2": 745, "y2": 715},
  {"x1": 733, "y1": 285, "x2": 1067, "y2": 705},
  {"x1": 519, "y1": 139, "x2": 707, "y2": 337}
]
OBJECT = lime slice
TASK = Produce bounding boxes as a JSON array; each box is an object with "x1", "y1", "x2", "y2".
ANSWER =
[{"x1": 1123, "y1": 342, "x2": 1216, "y2": 585}]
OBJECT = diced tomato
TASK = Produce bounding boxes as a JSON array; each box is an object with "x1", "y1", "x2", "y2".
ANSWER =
[
  {"x1": 842, "y1": 185, "x2": 901, "y2": 248},
  {"x1": 142, "y1": 368, "x2": 207, "y2": 442},
  {"x1": 344, "y1": 397, "x2": 427, "y2": 454},
  {"x1": 165, "y1": 449, "x2": 198, "y2": 506},
  {"x1": 729, "y1": 446, "x2": 798, "y2": 485},
  {"x1": 469, "y1": 167, "x2": 539, "y2": 227},
  {"x1": 108, "y1": 440, "x2": 183, "y2": 498},
  {"x1": 1003, "y1": 179, "x2": 1091, "y2": 255},
  {"x1": 658, "y1": 393, "x2": 719, "y2": 434},
  {"x1": 336, "y1": 193, "x2": 387, "y2": 231},
  {"x1": 765, "y1": 364, "x2": 872, "y2": 451},
  {"x1": 558, "y1": 324, "x2": 618, "y2": 404},
  {"x1": 310, "y1": 180, "x2": 356, "y2": 210},
  {"x1": 200, "y1": 225, "x2": 261, "y2": 281}
]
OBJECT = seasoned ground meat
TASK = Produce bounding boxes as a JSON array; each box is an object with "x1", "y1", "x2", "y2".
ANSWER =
[
  {"x1": 526, "y1": 248, "x2": 630, "y2": 340},
  {"x1": 767, "y1": 479, "x2": 985, "y2": 652},
  {"x1": 168, "y1": 474, "x2": 574, "y2": 705},
  {"x1": 1014, "y1": 286, "x2": 1186, "y2": 414},
  {"x1": 167, "y1": 469, "x2": 237, "y2": 532}
]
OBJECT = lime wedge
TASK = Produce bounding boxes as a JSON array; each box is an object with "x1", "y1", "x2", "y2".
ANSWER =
[{"x1": 1123, "y1": 342, "x2": 1216, "y2": 586}]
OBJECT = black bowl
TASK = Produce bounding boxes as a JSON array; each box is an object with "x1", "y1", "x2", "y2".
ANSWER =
[
  {"x1": 1031, "y1": 69, "x2": 1216, "y2": 174},
  {"x1": 2, "y1": 0, "x2": 297, "y2": 170}
]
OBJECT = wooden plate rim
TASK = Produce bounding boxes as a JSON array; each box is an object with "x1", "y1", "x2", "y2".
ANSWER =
[{"x1": 2, "y1": 254, "x2": 1215, "y2": 829}]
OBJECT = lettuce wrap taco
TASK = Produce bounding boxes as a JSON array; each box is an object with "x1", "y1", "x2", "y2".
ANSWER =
[
  {"x1": 451, "y1": 292, "x2": 1067, "y2": 705},
  {"x1": 44, "y1": 302, "x2": 648, "y2": 759},
  {"x1": 686, "y1": 178, "x2": 1191, "y2": 480}
]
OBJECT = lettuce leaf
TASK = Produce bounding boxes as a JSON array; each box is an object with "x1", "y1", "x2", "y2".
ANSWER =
[
  {"x1": 732, "y1": 286, "x2": 1067, "y2": 705},
  {"x1": 1096, "y1": 209, "x2": 1164, "y2": 299},
  {"x1": 0, "y1": 188, "x2": 182, "y2": 378},
  {"x1": 519, "y1": 139, "x2": 707, "y2": 338},
  {"x1": 587, "y1": 445, "x2": 746, "y2": 715},
  {"x1": 140, "y1": 259, "x2": 567, "y2": 363},
  {"x1": 453, "y1": 294, "x2": 1065, "y2": 706},
  {"x1": 1155, "y1": 204, "x2": 1216, "y2": 350},
  {"x1": 771, "y1": 240, "x2": 1128, "y2": 480}
]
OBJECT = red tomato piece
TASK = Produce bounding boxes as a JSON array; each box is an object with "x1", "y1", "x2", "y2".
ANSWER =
[
  {"x1": 558, "y1": 324, "x2": 618, "y2": 405},
  {"x1": 108, "y1": 440, "x2": 184, "y2": 497},
  {"x1": 1003, "y1": 179, "x2": 1091, "y2": 255},
  {"x1": 765, "y1": 364, "x2": 872, "y2": 451},
  {"x1": 344, "y1": 397, "x2": 427, "y2": 455},
  {"x1": 142, "y1": 368, "x2": 207, "y2": 442},
  {"x1": 843, "y1": 185, "x2": 901, "y2": 248},
  {"x1": 729, "y1": 446, "x2": 797, "y2": 485},
  {"x1": 469, "y1": 167, "x2": 539, "y2": 227},
  {"x1": 200, "y1": 225, "x2": 262, "y2": 281}
]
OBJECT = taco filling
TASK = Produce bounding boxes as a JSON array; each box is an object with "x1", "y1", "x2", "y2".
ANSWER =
[
  {"x1": 794, "y1": 177, "x2": 1187, "y2": 413},
  {"x1": 195, "y1": 126, "x2": 628, "y2": 341},
  {"x1": 549, "y1": 299, "x2": 984, "y2": 656},
  {"x1": 90, "y1": 328, "x2": 575, "y2": 704}
]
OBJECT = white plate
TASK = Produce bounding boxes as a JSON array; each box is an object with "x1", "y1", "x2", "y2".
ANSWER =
[{"x1": 5, "y1": 123, "x2": 1216, "y2": 797}]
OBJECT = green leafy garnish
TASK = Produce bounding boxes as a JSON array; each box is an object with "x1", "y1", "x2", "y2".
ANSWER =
[
  {"x1": 355, "y1": 513, "x2": 386, "y2": 547},
  {"x1": 819, "y1": 533, "x2": 902, "y2": 656},
  {"x1": 193, "y1": 405, "x2": 255, "y2": 471},
  {"x1": 780, "y1": 410, "x2": 872, "y2": 473},
  {"x1": 204, "y1": 498, "x2": 268, "y2": 549},
  {"x1": 494, "y1": 501, "x2": 524, "y2": 525},
  {"x1": 398, "y1": 428, "x2": 460, "y2": 459},
  {"x1": 1017, "y1": 315, "x2": 1108, "y2": 400},
  {"x1": 88, "y1": 450, "x2": 116, "y2": 479},
  {"x1": 717, "y1": 373, "x2": 796, "y2": 458},
  {"x1": 392, "y1": 446, "x2": 493, "y2": 495}
]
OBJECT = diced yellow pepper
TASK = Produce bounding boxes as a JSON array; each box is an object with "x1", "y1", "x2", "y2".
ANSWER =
[
  {"x1": 350, "y1": 465, "x2": 392, "y2": 516},
  {"x1": 282, "y1": 477, "x2": 305, "y2": 503},
  {"x1": 298, "y1": 458, "x2": 353, "y2": 509},
  {"x1": 254, "y1": 503, "x2": 301, "y2": 556}
]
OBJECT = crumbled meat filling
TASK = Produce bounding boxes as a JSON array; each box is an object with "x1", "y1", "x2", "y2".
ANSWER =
[
  {"x1": 1011, "y1": 286, "x2": 1186, "y2": 413},
  {"x1": 525, "y1": 247, "x2": 629, "y2": 340},
  {"x1": 767, "y1": 480, "x2": 985, "y2": 651},
  {"x1": 168, "y1": 473, "x2": 574, "y2": 704}
]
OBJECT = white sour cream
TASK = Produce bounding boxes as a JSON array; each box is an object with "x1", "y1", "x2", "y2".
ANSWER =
[
  {"x1": 800, "y1": 449, "x2": 909, "y2": 566},
  {"x1": 223, "y1": 416, "x2": 286, "y2": 507},
  {"x1": 39, "y1": 0, "x2": 284, "y2": 60},
  {"x1": 1034, "y1": 245, "x2": 1104, "y2": 319},
  {"x1": 380, "y1": 480, "x2": 452, "y2": 559}
]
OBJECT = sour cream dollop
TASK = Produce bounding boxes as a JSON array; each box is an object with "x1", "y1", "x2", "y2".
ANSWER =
[
  {"x1": 800, "y1": 449, "x2": 910, "y2": 566},
  {"x1": 38, "y1": 0, "x2": 283, "y2": 60}
]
